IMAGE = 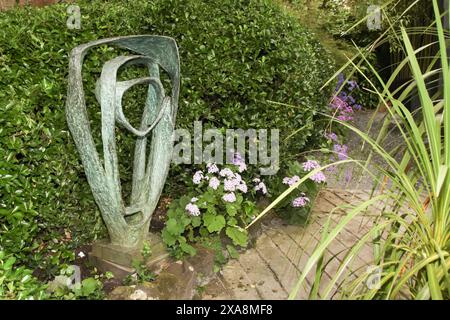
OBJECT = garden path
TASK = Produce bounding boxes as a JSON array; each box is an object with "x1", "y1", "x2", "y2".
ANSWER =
[
  {"x1": 204, "y1": 188, "x2": 383, "y2": 300},
  {"x1": 205, "y1": 109, "x2": 402, "y2": 300}
]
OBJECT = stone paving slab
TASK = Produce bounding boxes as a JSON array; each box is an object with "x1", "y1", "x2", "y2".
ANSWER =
[
  {"x1": 238, "y1": 248, "x2": 287, "y2": 299},
  {"x1": 221, "y1": 259, "x2": 261, "y2": 299},
  {"x1": 217, "y1": 189, "x2": 381, "y2": 300}
]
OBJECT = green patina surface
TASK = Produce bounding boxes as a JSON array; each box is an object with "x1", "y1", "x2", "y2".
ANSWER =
[{"x1": 66, "y1": 35, "x2": 180, "y2": 249}]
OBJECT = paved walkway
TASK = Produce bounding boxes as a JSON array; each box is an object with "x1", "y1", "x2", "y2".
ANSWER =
[
  {"x1": 210, "y1": 110, "x2": 408, "y2": 300},
  {"x1": 212, "y1": 188, "x2": 382, "y2": 300}
]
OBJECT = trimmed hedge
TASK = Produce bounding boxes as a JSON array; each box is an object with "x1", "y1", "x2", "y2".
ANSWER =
[{"x1": 0, "y1": 0, "x2": 334, "y2": 270}]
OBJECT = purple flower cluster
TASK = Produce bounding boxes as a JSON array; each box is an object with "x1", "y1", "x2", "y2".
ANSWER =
[
  {"x1": 330, "y1": 73, "x2": 362, "y2": 122},
  {"x1": 283, "y1": 175, "x2": 300, "y2": 187},
  {"x1": 219, "y1": 168, "x2": 234, "y2": 178},
  {"x1": 333, "y1": 144, "x2": 348, "y2": 161},
  {"x1": 236, "y1": 183, "x2": 248, "y2": 193},
  {"x1": 200, "y1": 164, "x2": 248, "y2": 195},
  {"x1": 185, "y1": 202, "x2": 200, "y2": 216},
  {"x1": 325, "y1": 132, "x2": 338, "y2": 142},
  {"x1": 292, "y1": 195, "x2": 310, "y2": 208},
  {"x1": 253, "y1": 178, "x2": 268, "y2": 195},
  {"x1": 347, "y1": 80, "x2": 358, "y2": 91},
  {"x1": 222, "y1": 192, "x2": 237, "y2": 203},
  {"x1": 281, "y1": 160, "x2": 327, "y2": 208},
  {"x1": 193, "y1": 171, "x2": 204, "y2": 184},
  {"x1": 324, "y1": 73, "x2": 364, "y2": 184},
  {"x1": 330, "y1": 96, "x2": 354, "y2": 121},
  {"x1": 208, "y1": 176, "x2": 220, "y2": 190},
  {"x1": 188, "y1": 158, "x2": 259, "y2": 209},
  {"x1": 302, "y1": 160, "x2": 320, "y2": 172},
  {"x1": 345, "y1": 170, "x2": 352, "y2": 183},
  {"x1": 224, "y1": 177, "x2": 246, "y2": 193},
  {"x1": 185, "y1": 196, "x2": 202, "y2": 216},
  {"x1": 310, "y1": 171, "x2": 326, "y2": 183},
  {"x1": 207, "y1": 162, "x2": 219, "y2": 174},
  {"x1": 302, "y1": 159, "x2": 326, "y2": 183},
  {"x1": 232, "y1": 152, "x2": 247, "y2": 173}
]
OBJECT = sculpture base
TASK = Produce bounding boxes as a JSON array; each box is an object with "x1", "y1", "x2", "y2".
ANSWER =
[{"x1": 89, "y1": 233, "x2": 169, "y2": 280}]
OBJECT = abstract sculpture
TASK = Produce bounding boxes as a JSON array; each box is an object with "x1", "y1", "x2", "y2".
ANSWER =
[{"x1": 66, "y1": 36, "x2": 180, "y2": 252}]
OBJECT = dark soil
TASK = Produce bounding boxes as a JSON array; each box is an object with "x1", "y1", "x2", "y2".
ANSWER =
[
  {"x1": 73, "y1": 244, "x2": 94, "y2": 279},
  {"x1": 150, "y1": 196, "x2": 171, "y2": 232}
]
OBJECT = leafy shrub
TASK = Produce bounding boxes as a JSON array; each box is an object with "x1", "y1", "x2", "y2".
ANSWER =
[
  {"x1": 46, "y1": 266, "x2": 105, "y2": 300},
  {"x1": 163, "y1": 154, "x2": 331, "y2": 257},
  {"x1": 315, "y1": 0, "x2": 382, "y2": 108},
  {"x1": 317, "y1": 0, "x2": 381, "y2": 44},
  {"x1": 162, "y1": 155, "x2": 265, "y2": 257},
  {"x1": 0, "y1": 251, "x2": 48, "y2": 300},
  {"x1": 0, "y1": 0, "x2": 334, "y2": 273},
  {"x1": 0, "y1": 249, "x2": 106, "y2": 300}
]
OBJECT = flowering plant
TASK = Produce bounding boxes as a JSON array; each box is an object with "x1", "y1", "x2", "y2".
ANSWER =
[
  {"x1": 330, "y1": 73, "x2": 362, "y2": 122},
  {"x1": 268, "y1": 159, "x2": 326, "y2": 224},
  {"x1": 324, "y1": 73, "x2": 362, "y2": 183},
  {"x1": 161, "y1": 154, "x2": 267, "y2": 257}
]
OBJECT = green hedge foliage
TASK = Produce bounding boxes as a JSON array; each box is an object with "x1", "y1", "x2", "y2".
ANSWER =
[{"x1": 0, "y1": 0, "x2": 334, "y2": 271}]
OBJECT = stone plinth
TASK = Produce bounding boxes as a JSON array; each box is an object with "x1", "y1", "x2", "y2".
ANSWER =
[
  {"x1": 108, "y1": 260, "x2": 197, "y2": 300},
  {"x1": 89, "y1": 233, "x2": 169, "y2": 279}
]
